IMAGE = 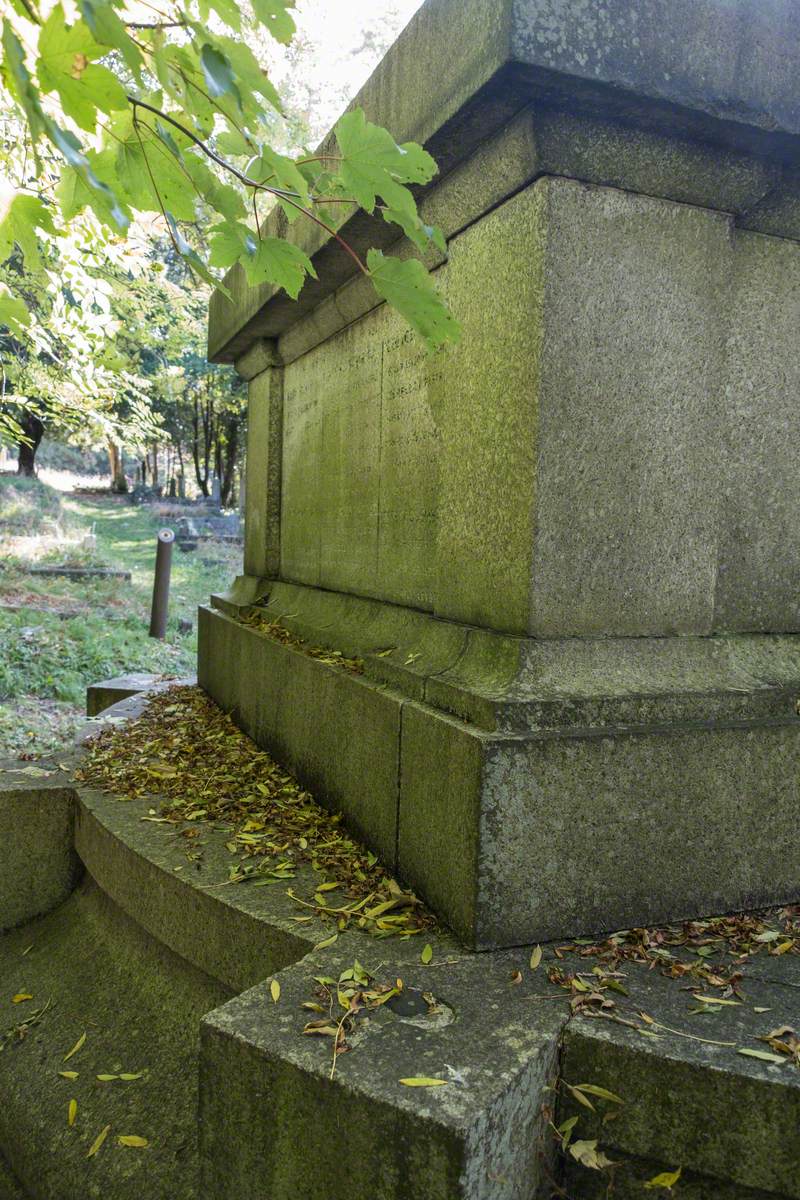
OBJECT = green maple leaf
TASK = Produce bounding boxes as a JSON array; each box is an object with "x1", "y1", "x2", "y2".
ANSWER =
[
  {"x1": 251, "y1": 0, "x2": 296, "y2": 43},
  {"x1": 108, "y1": 112, "x2": 196, "y2": 221},
  {"x1": 239, "y1": 236, "x2": 316, "y2": 298},
  {"x1": 208, "y1": 221, "x2": 255, "y2": 269},
  {"x1": 36, "y1": 3, "x2": 127, "y2": 132},
  {"x1": 336, "y1": 108, "x2": 438, "y2": 214},
  {"x1": 79, "y1": 0, "x2": 143, "y2": 77},
  {"x1": 0, "y1": 191, "x2": 57, "y2": 270},
  {"x1": 367, "y1": 249, "x2": 459, "y2": 352},
  {"x1": 381, "y1": 205, "x2": 446, "y2": 254}
]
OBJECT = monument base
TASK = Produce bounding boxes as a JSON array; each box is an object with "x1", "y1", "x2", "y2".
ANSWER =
[
  {"x1": 200, "y1": 578, "x2": 800, "y2": 949},
  {"x1": 1, "y1": 710, "x2": 797, "y2": 1200}
]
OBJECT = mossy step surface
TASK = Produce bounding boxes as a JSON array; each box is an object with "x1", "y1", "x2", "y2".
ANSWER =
[{"x1": 0, "y1": 878, "x2": 229, "y2": 1200}]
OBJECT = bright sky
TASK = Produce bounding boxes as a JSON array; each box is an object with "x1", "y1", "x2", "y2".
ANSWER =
[{"x1": 271, "y1": 0, "x2": 425, "y2": 140}]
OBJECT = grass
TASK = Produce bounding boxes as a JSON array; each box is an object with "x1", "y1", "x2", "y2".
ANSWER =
[{"x1": 0, "y1": 473, "x2": 241, "y2": 758}]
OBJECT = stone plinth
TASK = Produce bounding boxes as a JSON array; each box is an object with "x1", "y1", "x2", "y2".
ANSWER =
[{"x1": 202, "y1": 0, "x2": 800, "y2": 948}]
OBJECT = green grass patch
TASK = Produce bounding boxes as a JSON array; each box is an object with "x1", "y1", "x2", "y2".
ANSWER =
[
  {"x1": 0, "y1": 483, "x2": 242, "y2": 755},
  {"x1": 0, "y1": 474, "x2": 65, "y2": 536}
]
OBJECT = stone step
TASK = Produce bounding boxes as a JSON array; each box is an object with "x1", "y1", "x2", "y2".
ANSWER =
[
  {"x1": 0, "y1": 877, "x2": 227, "y2": 1200},
  {"x1": 2, "y1": 696, "x2": 798, "y2": 1200},
  {"x1": 557, "y1": 956, "x2": 800, "y2": 1199}
]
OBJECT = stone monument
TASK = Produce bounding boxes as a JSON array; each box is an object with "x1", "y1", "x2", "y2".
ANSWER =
[{"x1": 201, "y1": 0, "x2": 800, "y2": 952}]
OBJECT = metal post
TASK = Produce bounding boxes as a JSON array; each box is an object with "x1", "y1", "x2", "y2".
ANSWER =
[{"x1": 149, "y1": 528, "x2": 174, "y2": 639}]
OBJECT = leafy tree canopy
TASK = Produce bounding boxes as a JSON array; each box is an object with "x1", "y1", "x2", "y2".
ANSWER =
[{"x1": 0, "y1": 0, "x2": 459, "y2": 392}]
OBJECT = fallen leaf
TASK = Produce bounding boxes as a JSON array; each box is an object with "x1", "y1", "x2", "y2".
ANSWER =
[
  {"x1": 87, "y1": 1124, "x2": 111, "y2": 1158},
  {"x1": 574, "y1": 1083, "x2": 624, "y2": 1105},
  {"x1": 313, "y1": 934, "x2": 338, "y2": 952},
  {"x1": 68, "y1": 1099, "x2": 77, "y2": 1127},
  {"x1": 119, "y1": 1072, "x2": 144, "y2": 1081},
  {"x1": 566, "y1": 1084, "x2": 595, "y2": 1111},
  {"x1": 11, "y1": 994, "x2": 33, "y2": 1004},
  {"x1": 530, "y1": 945, "x2": 542, "y2": 970},
  {"x1": 421, "y1": 943, "x2": 433, "y2": 965},
  {"x1": 64, "y1": 1033, "x2": 86, "y2": 1062},
  {"x1": 96, "y1": 1074, "x2": 120, "y2": 1081},
  {"x1": 738, "y1": 1048, "x2": 786, "y2": 1065},
  {"x1": 399, "y1": 1077, "x2": 448, "y2": 1087},
  {"x1": 644, "y1": 1167, "x2": 682, "y2": 1190},
  {"x1": 569, "y1": 1139, "x2": 614, "y2": 1170},
  {"x1": 510, "y1": 970, "x2": 523, "y2": 985},
  {"x1": 270, "y1": 979, "x2": 280, "y2": 1003},
  {"x1": 118, "y1": 1135, "x2": 148, "y2": 1148},
  {"x1": 59, "y1": 1071, "x2": 79, "y2": 1081}
]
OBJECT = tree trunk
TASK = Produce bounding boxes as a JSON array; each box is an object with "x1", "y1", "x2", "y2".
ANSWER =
[
  {"x1": 107, "y1": 441, "x2": 128, "y2": 493},
  {"x1": 17, "y1": 410, "x2": 44, "y2": 477},
  {"x1": 219, "y1": 417, "x2": 239, "y2": 507}
]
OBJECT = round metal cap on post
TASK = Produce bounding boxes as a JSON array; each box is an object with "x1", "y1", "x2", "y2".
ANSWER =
[{"x1": 149, "y1": 527, "x2": 175, "y2": 639}]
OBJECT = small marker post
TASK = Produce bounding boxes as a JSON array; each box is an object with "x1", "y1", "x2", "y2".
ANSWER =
[{"x1": 149, "y1": 528, "x2": 175, "y2": 639}]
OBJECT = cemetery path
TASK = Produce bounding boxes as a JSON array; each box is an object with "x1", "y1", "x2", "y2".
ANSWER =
[{"x1": 0, "y1": 474, "x2": 241, "y2": 759}]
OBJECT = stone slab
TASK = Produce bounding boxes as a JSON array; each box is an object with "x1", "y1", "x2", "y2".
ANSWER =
[
  {"x1": 199, "y1": 937, "x2": 567, "y2": 1200},
  {"x1": 209, "y1": 0, "x2": 800, "y2": 363},
  {"x1": 252, "y1": 175, "x2": 800, "y2": 638},
  {"x1": 0, "y1": 878, "x2": 228, "y2": 1200},
  {"x1": 198, "y1": 606, "x2": 402, "y2": 866},
  {"x1": 0, "y1": 766, "x2": 78, "y2": 931},
  {"x1": 85, "y1": 673, "x2": 161, "y2": 717},
  {"x1": 559, "y1": 959, "x2": 800, "y2": 1197},
  {"x1": 74, "y1": 783, "x2": 321, "y2": 993},
  {"x1": 244, "y1": 364, "x2": 283, "y2": 578},
  {"x1": 398, "y1": 702, "x2": 800, "y2": 948}
]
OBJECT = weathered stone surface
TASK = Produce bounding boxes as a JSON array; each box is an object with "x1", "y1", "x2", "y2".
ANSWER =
[
  {"x1": 198, "y1": 606, "x2": 402, "y2": 865},
  {"x1": 244, "y1": 176, "x2": 800, "y2": 638},
  {"x1": 197, "y1": 599, "x2": 800, "y2": 949},
  {"x1": 209, "y1": 0, "x2": 800, "y2": 363},
  {"x1": 398, "y1": 702, "x2": 800, "y2": 948},
  {"x1": 0, "y1": 1154, "x2": 27, "y2": 1200},
  {"x1": 0, "y1": 878, "x2": 228, "y2": 1200},
  {"x1": 279, "y1": 306, "x2": 442, "y2": 610},
  {"x1": 75, "y1": 783, "x2": 320, "y2": 993},
  {"x1": 85, "y1": 673, "x2": 160, "y2": 717},
  {"x1": 3, "y1": 704, "x2": 799, "y2": 1200},
  {"x1": 0, "y1": 767, "x2": 78, "y2": 931},
  {"x1": 559, "y1": 960, "x2": 800, "y2": 1198},
  {"x1": 200, "y1": 938, "x2": 566, "y2": 1200},
  {"x1": 243, "y1": 364, "x2": 283, "y2": 578},
  {"x1": 716, "y1": 230, "x2": 800, "y2": 630}
]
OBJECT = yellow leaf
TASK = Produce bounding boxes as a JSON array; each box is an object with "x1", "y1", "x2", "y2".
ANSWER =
[
  {"x1": 644, "y1": 1167, "x2": 682, "y2": 1190},
  {"x1": 11, "y1": 994, "x2": 32, "y2": 1004},
  {"x1": 64, "y1": 1033, "x2": 86, "y2": 1062},
  {"x1": 87, "y1": 1124, "x2": 111, "y2": 1158},
  {"x1": 313, "y1": 933, "x2": 338, "y2": 952},
  {"x1": 566, "y1": 1084, "x2": 595, "y2": 1111},
  {"x1": 59, "y1": 1071, "x2": 79, "y2": 1081},
  {"x1": 530, "y1": 945, "x2": 542, "y2": 970},
  {"x1": 569, "y1": 1139, "x2": 615, "y2": 1170},
  {"x1": 574, "y1": 1083, "x2": 624, "y2": 1105},
  {"x1": 421, "y1": 944, "x2": 433, "y2": 965},
  {"x1": 399, "y1": 1077, "x2": 448, "y2": 1087},
  {"x1": 118, "y1": 1136, "x2": 149, "y2": 1148},
  {"x1": 68, "y1": 1099, "x2": 77, "y2": 1127},
  {"x1": 96, "y1": 1074, "x2": 120, "y2": 1081},
  {"x1": 270, "y1": 979, "x2": 280, "y2": 1003}
]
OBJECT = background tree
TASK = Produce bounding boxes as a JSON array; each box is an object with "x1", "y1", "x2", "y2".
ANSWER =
[{"x1": 0, "y1": 0, "x2": 458, "y2": 361}]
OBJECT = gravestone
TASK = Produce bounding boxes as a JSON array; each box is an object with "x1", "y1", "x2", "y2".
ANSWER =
[{"x1": 200, "y1": 0, "x2": 800, "y2": 951}]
